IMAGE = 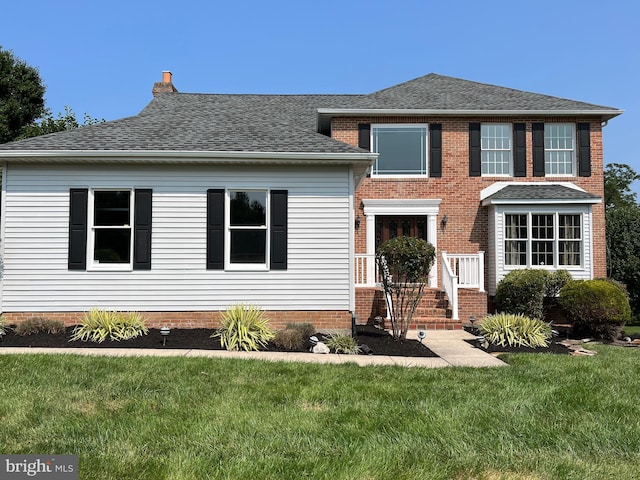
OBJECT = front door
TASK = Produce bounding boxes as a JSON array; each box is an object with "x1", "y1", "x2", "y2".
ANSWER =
[{"x1": 375, "y1": 216, "x2": 428, "y2": 250}]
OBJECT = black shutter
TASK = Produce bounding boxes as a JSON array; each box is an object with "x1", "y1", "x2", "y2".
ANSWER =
[
  {"x1": 577, "y1": 122, "x2": 591, "y2": 177},
  {"x1": 532, "y1": 123, "x2": 545, "y2": 177},
  {"x1": 513, "y1": 123, "x2": 527, "y2": 177},
  {"x1": 469, "y1": 123, "x2": 481, "y2": 176},
  {"x1": 270, "y1": 190, "x2": 288, "y2": 270},
  {"x1": 207, "y1": 189, "x2": 225, "y2": 270},
  {"x1": 429, "y1": 124, "x2": 442, "y2": 178},
  {"x1": 133, "y1": 189, "x2": 152, "y2": 270},
  {"x1": 358, "y1": 123, "x2": 371, "y2": 150},
  {"x1": 68, "y1": 189, "x2": 88, "y2": 270}
]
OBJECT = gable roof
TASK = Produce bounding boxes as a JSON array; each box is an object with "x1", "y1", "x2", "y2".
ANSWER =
[{"x1": 0, "y1": 73, "x2": 622, "y2": 155}]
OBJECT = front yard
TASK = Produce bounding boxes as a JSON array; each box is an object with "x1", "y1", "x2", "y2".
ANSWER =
[{"x1": 1, "y1": 346, "x2": 638, "y2": 479}]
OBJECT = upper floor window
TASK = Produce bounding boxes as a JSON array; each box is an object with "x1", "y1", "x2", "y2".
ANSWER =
[
  {"x1": 372, "y1": 124, "x2": 428, "y2": 176},
  {"x1": 545, "y1": 124, "x2": 575, "y2": 176},
  {"x1": 481, "y1": 124, "x2": 512, "y2": 176}
]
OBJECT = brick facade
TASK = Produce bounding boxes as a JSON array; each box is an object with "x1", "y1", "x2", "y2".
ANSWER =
[
  {"x1": 2, "y1": 310, "x2": 353, "y2": 331},
  {"x1": 337, "y1": 115, "x2": 606, "y2": 322}
]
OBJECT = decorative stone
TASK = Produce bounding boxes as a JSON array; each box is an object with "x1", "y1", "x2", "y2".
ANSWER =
[{"x1": 312, "y1": 342, "x2": 330, "y2": 354}]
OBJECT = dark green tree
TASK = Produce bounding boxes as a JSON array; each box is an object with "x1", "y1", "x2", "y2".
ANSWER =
[
  {"x1": 0, "y1": 46, "x2": 46, "y2": 143},
  {"x1": 17, "y1": 106, "x2": 103, "y2": 140},
  {"x1": 604, "y1": 163, "x2": 639, "y2": 210}
]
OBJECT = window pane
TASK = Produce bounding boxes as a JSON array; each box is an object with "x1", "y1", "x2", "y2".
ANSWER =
[
  {"x1": 505, "y1": 240, "x2": 527, "y2": 265},
  {"x1": 94, "y1": 229, "x2": 131, "y2": 263},
  {"x1": 532, "y1": 241, "x2": 554, "y2": 266},
  {"x1": 532, "y1": 215, "x2": 554, "y2": 239},
  {"x1": 505, "y1": 214, "x2": 527, "y2": 239},
  {"x1": 230, "y1": 191, "x2": 266, "y2": 226},
  {"x1": 559, "y1": 215, "x2": 581, "y2": 240},
  {"x1": 481, "y1": 124, "x2": 511, "y2": 175},
  {"x1": 544, "y1": 124, "x2": 574, "y2": 175},
  {"x1": 230, "y1": 230, "x2": 266, "y2": 263},
  {"x1": 373, "y1": 126, "x2": 427, "y2": 175},
  {"x1": 94, "y1": 191, "x2": 130, "y2": 226}
]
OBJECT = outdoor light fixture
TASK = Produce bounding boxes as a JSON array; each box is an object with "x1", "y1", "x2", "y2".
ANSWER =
[
  {"x1": 469, "y1": 316, "x2": 476, "y2": 326},
  {"x1": 440, "y1": 215, "x2": 448, "y2": 229},
  {"x1": 160, "y1": 326, "x2": 170, "y2": 346},
  {"x1": 355, "y1": 215, "x2": 361, "y2": 230},
  {"x1": 417, "y1": 330, "x2": 426, "y2": 343}
]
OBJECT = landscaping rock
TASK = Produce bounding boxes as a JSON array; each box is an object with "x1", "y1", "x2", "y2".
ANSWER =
[{"x1": 312, "y1": 342, "x2": 330, "y2": 354}]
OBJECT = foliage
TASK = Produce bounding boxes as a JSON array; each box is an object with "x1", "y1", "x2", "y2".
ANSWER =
[
  {"x1": 212, "y1": 304, "x2": 275, "y2": 351},
  {"x1": 496, "y1": 269, "x2": 572, "y2": 320},
  {"x1": 15, "y1": 317, "x2": 65, "y2": 335},
  {"x1": 479, "y1": 313, "x2": 552, "y2": 348},
  {"x1": 0, "y1": 46, "x2": 45, "y2": 143},
  {"x1": 559, "y1": 279, "x2": 631, "y2": 339},
  {"x1": 606, "y1": 204, "x2": 640, "y2": 322},
  {"x1": 70, "y1": 309, "x2": 148, "y2": 343},
  {"x1": 0, "y1": 316, "x2": 7, "y2": 336},
  {"x1": 17, "y1": 106, "x2": 104, "y2": 140},
  {"x1": 273, "y1": 322, "x2": 315, "y2": 351},
  {"x1": 377, "y1": 236, "x2": 436, "y2": 340},
  {"x1": 324, "y1": 332, "x2": 361, "y2": 354},
  {"x1": 604, "y1": 163, "x2": 639, "y2": 211}
]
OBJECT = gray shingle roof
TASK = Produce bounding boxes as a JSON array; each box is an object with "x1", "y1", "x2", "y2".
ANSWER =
[
  {"x1": 0, "y1": 73, "x2": 621, "y2": 153},
  {"x1": 484, "y1": 184, "x2": 602, "y2": 203}
]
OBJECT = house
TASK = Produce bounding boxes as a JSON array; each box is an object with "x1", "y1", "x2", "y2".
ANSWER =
[{"x1": 0, "y1": 72, "x2": 622, "y2": 330}]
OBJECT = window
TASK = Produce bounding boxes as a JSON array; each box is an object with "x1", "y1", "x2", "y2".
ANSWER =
[
  {"x1": 207, "y1": 189, "x2": 287, "y2": 271},
  {"x1": 68, "y1": 188, "x2": 152, "y2": 271},
  {"x1": 481, "y1": 124, "x2": 512, "y2": 175},
  {"x1": 504, "y1": 213, "x2": 582, "y2": 268},
  {"x1": 91, "y1": 190, "x2": 132, "y2": 267},
  {"x1": 228, "y1": 190, "x2": 267, "y2": 265},
  {"x1": 372, "y1": 125, "x2": 428, "y2": 175},
  {"x1": 545, "y1": 124, "x2": 575, "y2": 175}
]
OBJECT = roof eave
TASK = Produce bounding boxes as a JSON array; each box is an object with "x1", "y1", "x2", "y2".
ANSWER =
[
  {"x1": 481, "y1": 197, "x2": 602, "y2": 207},
  {"x1": 318, "y1": 108, "x2": 623, "y2": 121}
]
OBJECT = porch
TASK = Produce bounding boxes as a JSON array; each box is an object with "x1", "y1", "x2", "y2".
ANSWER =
[{"x1": 354, "y1": 251, "x2": 487, "y2": 328}]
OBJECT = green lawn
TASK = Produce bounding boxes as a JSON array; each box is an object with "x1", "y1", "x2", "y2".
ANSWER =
[
  {"x1": 623, "y1": 325, "x2": 640, "y2": 336},
  {"x1": 1, "y1": 346, "x2": 639, "y2": 480}
]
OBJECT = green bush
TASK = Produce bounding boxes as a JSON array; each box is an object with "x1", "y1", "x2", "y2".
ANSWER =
[
  {"x1": 273, "y1": 323, "x2": 315, "y2": 351},
  {"x1": 559, "y1": 279, "x2": 631, "y2": 339},
  {"x1": 325, "y1": 332, "x2": 361, "y2": 355},
  {"x1": 15, "y1": 317, "x2": 65, "y2": 335},
  {"x1": 212, "y1": 304, "x2": 275, "y2": 352},
  {"x1": 70, "y1": 309, "x2": 149, "y2": 343},
  {"x1": 480, "y1": 313, "x2": 552, "y2": 348},
  {"x1": 496, "y1": 269, "x2": 572, "y2": 320}
]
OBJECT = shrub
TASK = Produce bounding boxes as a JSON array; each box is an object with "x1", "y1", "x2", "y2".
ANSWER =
[
  {"x1": 0, "y1": 316, "x2": 7, "y2": 336},
  {"x1": 559, "y1": 279, "x2": 631, "y2": 339},
  {"x1": 325, "y1": 332, "x2": 361, "y2": 355},
  {"x1": 273, "y1": 323, "x2": 315, "y2": 351},
  {"x1": 15, "y1": 317, "x2": 65, "y2": 335},
  {"x1": 70, "y1": 309, "x2": 148, "y2": 343},
  {"x1": 479, "y1": 313, "x2": 552, "y2": 348},
  {"x1": 376, "y1": 236, "x2": 436, "y2": 340},
  {"x1": 212, "y1": 304, "x2": 275, "y2": 352},
  {"x1": 496, "y1": 269, "x2": 572, "y2": 320}
]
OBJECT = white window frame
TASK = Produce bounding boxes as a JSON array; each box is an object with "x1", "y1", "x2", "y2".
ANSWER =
[
  {"x1": 225, "y1": 189, "x2": 270, "y2": 271},
  {"x1": 481, "y1": 123, "x2": 512, "y2": 176},
  {"x1": 503, "y1": 211, "x2": 584, "y2": 269},
  {"x1": 371, "y1": 124, "x2": 429, "y2": 177},
  {"x1": 545, "y1": 123, "x2": 576, "y2": 177},
  {"x1": 88, "y1": 188, "x2": 134, "y2": 271}
]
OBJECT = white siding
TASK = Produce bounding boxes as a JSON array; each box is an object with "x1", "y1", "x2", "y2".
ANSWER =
[
  {"x1": 490, "y1": 204, "x2": 593, "y2": 295},
  {"x1": 1, "y1": 163, "x2": 352, "y2": 312}
]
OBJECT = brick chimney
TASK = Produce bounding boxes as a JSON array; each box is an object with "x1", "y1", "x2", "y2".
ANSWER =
[{"x1": 152, "y1": 71, "x2": 178, "y2": 96}]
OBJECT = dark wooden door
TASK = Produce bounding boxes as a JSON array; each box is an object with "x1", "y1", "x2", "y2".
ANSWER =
[{"x1": 375, "y1": 216, "x2": 427, "y2": 250}]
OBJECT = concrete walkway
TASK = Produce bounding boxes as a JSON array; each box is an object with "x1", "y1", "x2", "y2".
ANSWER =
[{"x1": 0, "y1": 330, "x2": 506, "y2": 368}]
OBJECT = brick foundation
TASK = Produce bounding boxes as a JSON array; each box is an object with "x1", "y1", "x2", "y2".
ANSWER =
[{"x1": 1, "y1": 310, "x2": 353, "y2": 331}]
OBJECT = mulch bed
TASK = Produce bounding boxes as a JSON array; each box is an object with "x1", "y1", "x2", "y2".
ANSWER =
[{"x1": 0, "y1": 325, "x2": 438, "y2": 358}]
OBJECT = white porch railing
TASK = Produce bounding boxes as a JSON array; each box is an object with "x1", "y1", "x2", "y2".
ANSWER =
[
  {"x1": 444, "y1": 252, "x2": 485, "y2": 292},
  {"x1": 354, "y1": 254, "x2": 378, "y2": 286}
]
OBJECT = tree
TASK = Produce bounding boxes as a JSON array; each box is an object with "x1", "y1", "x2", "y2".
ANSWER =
[
  {"x1": 604, "y1": 163, "x2": 639, "y2": 210},
  {"x1": 376, "y1": 236, "x2": 436, "y2": 341},
  {"x1": 0, "y1": 46, "x2": 45, "y2": 143},
  {"x1": 17, "y1": 106, "x2": 103, "y2": 140}
]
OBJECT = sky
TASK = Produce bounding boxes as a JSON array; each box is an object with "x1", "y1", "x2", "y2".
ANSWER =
[{"x1": 3, "y1": 0, "x2": 639, "y2": 189}]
